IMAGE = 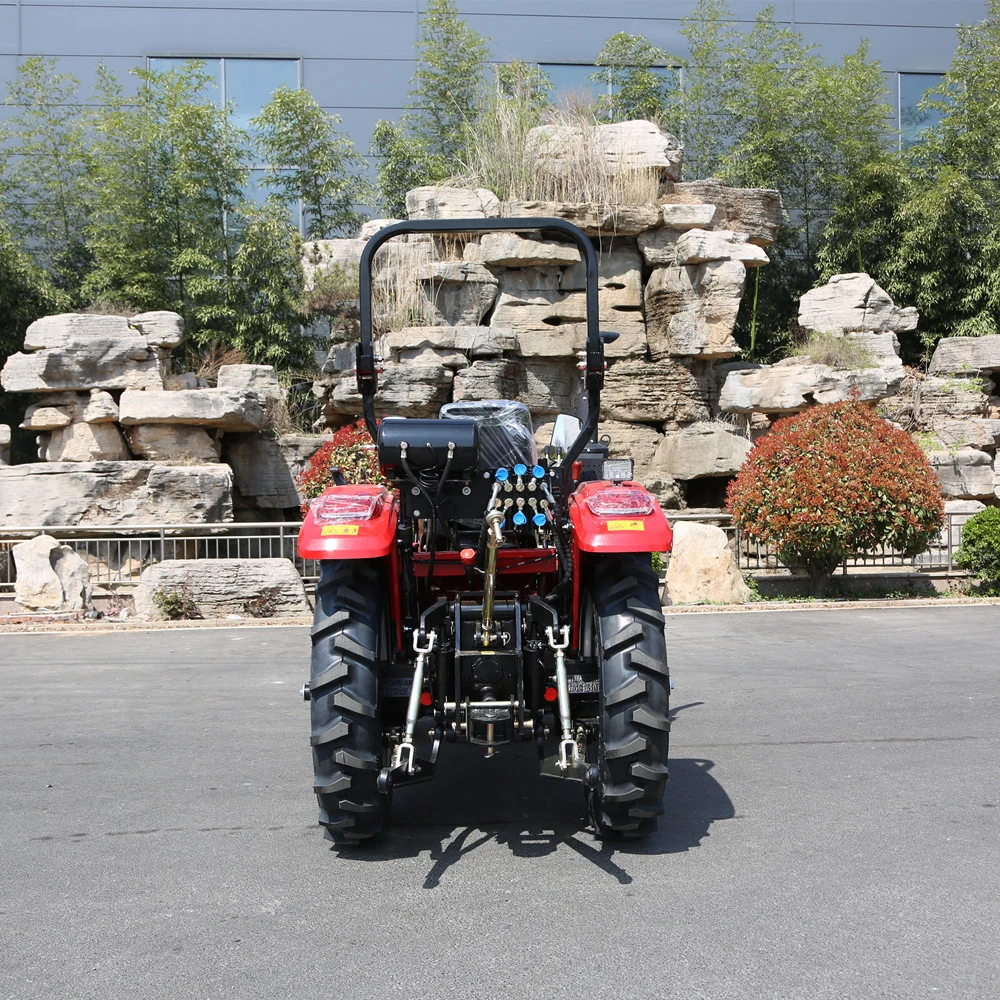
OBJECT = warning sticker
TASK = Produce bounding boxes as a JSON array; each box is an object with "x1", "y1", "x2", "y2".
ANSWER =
[
  {"x1": 607, "y1": 519, "x2": 645, "y2": 531},
  {"x1": 320, "y1": 524, "x2": 360, "y2": 536}
]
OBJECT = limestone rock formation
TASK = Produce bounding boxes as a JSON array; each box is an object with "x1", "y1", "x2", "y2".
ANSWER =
[
  {"x1": 464, "y1": 233, "x2": 581, "y2": 268},
  {"x1": 663, "y1": 180, "x2": 784, "y2": 246},
  {"x1": 527, "y1": 119, "x2": 684, "y2": 183},
  {"x1": 674, "y1": 229, "x2": 769, "y2": 268},
  {"x1": 12, "y1": 534, "x2": 92, "y2": 611},
  {"x1": 929, "y1": 335, "x2": 1000, "y2": 375},
  {"x1": 452, "y1": 359, "x2": 576, "y2": 415},
  {"x1": 39, "y1": 421, "x2": 131, "y2": 462},
  {"x1": 655, "y1": 423, "x2": 752, "y2": 479},
  {"x1": 927, "y1": 448, "x2": 996, "y2": 500},
  {"x1": 384, "y1": 325, "x2": 515, "y2": 358},
  {"x1": 505, "y1": 200, "x2": 662, "y2": 237},
  {"x1": 127, "y1": 425, "x2": 221, "y2": 462},
  {"x1": 645, "y1": 260, "x2": 746, "y2": 360},
  {"x1": 324, "y1": 363, "x2": 454, "y2": 420},
  {"x1": 134, "y1": 558, "x2": 310, "y2": 619},
  {"x1": 0, "y1": 462, "x2": 233, "y2": 526},
  {"x1": 420, "y1": 260, "x2": 499, "y2": 326},
  {"x1": 406, "y1": 186, "x2": 500, "y2": 219},
  {"x1": 0, "y1": 424, "x2": 9, "y2": 465},
  {"x1": 118, "y1": 388, "x2": 265, "y2": 432},
  {"x1": 719, "y1": 357, "x2": 904, "y2": 414},
  {"x1": 798, "y1": 273, "x2": 918, "y2": 335},
  {"x1": 665, "y1": 521, "x2": 751, "y2": 605},
  {"x1": 603, "y1": 358, "x2": 713, "y2": 425},
  {"x1": 217, "y1": 364, "x2": 284, "y2": 402}
]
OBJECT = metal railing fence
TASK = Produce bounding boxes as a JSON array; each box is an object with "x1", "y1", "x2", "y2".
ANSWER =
[{"x1": 0, "y1": 513, "x2": 973, "y2": 590}]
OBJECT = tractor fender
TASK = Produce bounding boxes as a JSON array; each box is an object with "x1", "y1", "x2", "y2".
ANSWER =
[
  {"x1": 297, "y1": 485, "x2": 398, "y2": 560},
  {"x1": 568, "y1": 481, "x2": 673, "y2": 554}
]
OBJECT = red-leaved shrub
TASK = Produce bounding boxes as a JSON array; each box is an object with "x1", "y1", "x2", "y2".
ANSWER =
[
  {"x1": 297, "y1": 419, "x2": 385, "y2": 511},
  {"x1": 726, "y1": 400, "x2": 944, "y2": 593}
]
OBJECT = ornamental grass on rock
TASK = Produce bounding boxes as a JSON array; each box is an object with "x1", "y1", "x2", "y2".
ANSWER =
[{"x1": 727, "y1": 399, "x2": 945, "y2": 595}]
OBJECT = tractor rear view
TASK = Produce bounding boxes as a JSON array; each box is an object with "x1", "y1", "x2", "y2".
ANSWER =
[{"x1": 298, "y1": 218, "x2": 672, "y2": 844}]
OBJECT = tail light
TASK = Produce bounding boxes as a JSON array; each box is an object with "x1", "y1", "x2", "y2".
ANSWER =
[
  {"x1": 585, "y1": 487, "x2": 655, "y2": 518},
  {"x1": 310, "y1": 491, "x2": 384, "y2": 525}
]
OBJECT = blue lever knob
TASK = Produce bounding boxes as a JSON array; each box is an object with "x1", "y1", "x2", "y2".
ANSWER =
[
  {"x1": 532, "y1": 465, "x2": 545, "y2": 479},
  {"x1": 495, "y1": 468, "x2": 509, "y2": 481},
  {"x1": 513, "y1": 463, "x2": 528, "y2": 477},
  {"x1": 532, "y1": 513, "x2": 547, "y2": 527},
  {"x1": 512, "y1": 511, "x2": 527, "y2": 526}
]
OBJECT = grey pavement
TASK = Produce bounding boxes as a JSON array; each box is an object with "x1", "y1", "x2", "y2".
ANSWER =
[{"x1": 1, "y1": 607, "x2": 998, "y2": 1000}]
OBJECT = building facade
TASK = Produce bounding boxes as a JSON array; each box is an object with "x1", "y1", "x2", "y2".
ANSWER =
[{"x1": 0, "y1": 1, "x2": 989, "y2": 166}]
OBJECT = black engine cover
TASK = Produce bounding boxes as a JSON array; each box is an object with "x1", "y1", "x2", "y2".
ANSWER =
[{"x1": 378, "y1": 418, "x2": 479, "y2": 471}]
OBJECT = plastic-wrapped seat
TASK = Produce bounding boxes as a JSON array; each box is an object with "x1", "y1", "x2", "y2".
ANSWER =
[{"x1": 439, "y1": 399, "x2": 537, "y2": 472}]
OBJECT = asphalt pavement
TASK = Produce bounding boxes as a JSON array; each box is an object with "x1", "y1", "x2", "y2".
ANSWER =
[{"x1": 1, "y1": 606, "x2": 998, "y2": 1000}]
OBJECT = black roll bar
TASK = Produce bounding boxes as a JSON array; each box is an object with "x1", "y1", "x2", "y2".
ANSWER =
[{"x1": 355, "y1": 217, "x2": 604, "y2": 504}]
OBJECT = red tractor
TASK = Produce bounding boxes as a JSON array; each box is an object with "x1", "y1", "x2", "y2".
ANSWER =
[{"x1": 298, "y1": 218, "x2": 673, "y2": 844}]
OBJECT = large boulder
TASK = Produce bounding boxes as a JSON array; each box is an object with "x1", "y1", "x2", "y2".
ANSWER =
[
  {"x1": 217, "y1": 364, "x2": 284, "y2": 403},
  {"x1": 674, "y1": 229, "x2": 769, "y2": 268},
  {"x1": 1, "y1": 331, "x2": 168, "y2": 393},
  {"x1": 452, "y1": 359, "x2": 576, "y2": 415},
  {"x1": 118, "y1": 388, "x2": 265, "y2": 431},
  {"x1": 654, "y1": 423, "x2": 752, "y2": 479},
  {"x1": 21, "y1": 390, "x2": 119, "y2": 429},
  {"x1": 127, "y1": 425, "x2": 221, "y2": 462},
  {"x1": 301, "y1": 238, "x2": 365, "y2": 289},
  {"x1": 645, "y1": 260, "x2": 746, "y2": 360},
  {"x1": 929, "y1": 335, "x2": 1000, "y2": 375},
  {"x1": 505, "y1": 200, "x2": 662, "y2": 237},
  {"x1": 927, "y1": 418, "x2": 1000, "y2": 452},
  {"x1": 661, "y1": 203, "x2": 718, "y2": 230},
  {"x1": 913, "y1": 375, "x2": 990, "y2": 421},
  {"x1": 798, "y1": 273, "x2": 918, "y2": 336},
  {"x1": 527, "y1": 119, "x2": 684, "y2": 182},
  {"x1": 384, "y1": 325, "x2": 515, "y2": 358},
  {"x1": 406, "y1": 186, "x2": 500, "y2": 220},
  {"x1": 603, "y1": 358, "x2": 713, "y2": 425},
  {"x1": 719, "y1": 357, "x2": 904, "y2": 414},
  {"x1": 225, "y1": 434, "x2": 303, "y2": 509},
  {"x1": 419, "y1": 260, "x2": 499, "y2": 326},
  {"x1": 0, "y1": 462, "x2": 233, "y2": 526},
  {"x1": 39, "y1": 421, "x2": 131, "y2": 462},
  {"x1": 464, "y1": 233, "x2": 581, "y2": 268},
  {"x1": 928, "y1": 448, "x2": 996, "y2": 500},
  {"x1": 12, "y1": 534, "x2": 91, "y2": 611},
  {"x1": 665, "y1": 521, "x2": 751, "y2": 605},
  {"x1": 134, "y1": 558, "x2": 309, "y2": 620},
  {"x1": 663, "y1": 180, "x2": 784, "y2": 246},
  {"x1": 323, "y1": 362, "x2": 454, "y2": 420}
]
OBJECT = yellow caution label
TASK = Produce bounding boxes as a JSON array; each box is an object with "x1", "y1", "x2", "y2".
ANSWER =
[
  {"x1": 607, "y1": 519, "x2": 645, "y2": 531},
  {"x1": 320, "y1": 524, "x2": 360, "y2": 536}
]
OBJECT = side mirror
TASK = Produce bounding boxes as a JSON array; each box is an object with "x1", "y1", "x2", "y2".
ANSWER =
[{"x1": 549, "y1": 414, "x2": 582, "y2": 455}]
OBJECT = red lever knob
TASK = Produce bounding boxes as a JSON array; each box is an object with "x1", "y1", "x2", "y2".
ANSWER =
[{"x1": 459, "y1": 548, "x2": 477, "y2": 567}]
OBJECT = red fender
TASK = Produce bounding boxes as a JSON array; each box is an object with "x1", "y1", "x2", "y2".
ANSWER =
[
  {"x1": 298, "y1": 485, "x2": 398, "y2": 560},
  {"x1": 568, "y1": 482, "x2": 672, "y2": 645},
  {"x1": 568, "y1": 481, "x2": 673, "y2": 554}
]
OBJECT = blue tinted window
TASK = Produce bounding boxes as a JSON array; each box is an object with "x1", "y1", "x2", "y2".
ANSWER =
[
  {"x1": 543, "y1": 64, "x2": 605, "y2": 104},
  {"x1": 224, "y1": 59, "x2": 299, "y2": 133},
  {"x1": 900, "y1": 72, "x2": 944, "y2": 149}
]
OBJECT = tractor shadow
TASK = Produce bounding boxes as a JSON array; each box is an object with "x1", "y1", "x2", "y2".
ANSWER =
[{"x1": 334, "y1": 701, "x2": 736, "y2": 888}]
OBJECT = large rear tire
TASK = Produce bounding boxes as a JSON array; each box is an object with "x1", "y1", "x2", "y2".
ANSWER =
[
  {"x1": 587, "y1": 553, "x2": 670, "y2": 839},
  {"x1": 309, "y1": 559, "x2": 388, "y2": 845}
]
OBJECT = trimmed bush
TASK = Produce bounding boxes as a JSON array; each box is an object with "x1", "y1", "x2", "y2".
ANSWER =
[
  {"x1": 727, "y1": 399, "x2": 945, "y2": 594},
  {"x1": 955, "y1": 506, "x2": 1000, "y2": 594},
  {"x1": 296, "y1": 419, "x2": 385, "y2": 509}
]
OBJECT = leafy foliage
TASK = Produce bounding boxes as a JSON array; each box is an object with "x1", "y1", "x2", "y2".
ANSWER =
[
  {"x1": 371, "y1": 0, "x2": 490, "y2": 214},
  {"x1": 152, "y1": 583, "x2": 202, "y2": 620},
  {"x1": 296, "y1": 420, "x2": 385, "y2": 509},
  {"x1": 592, "y1": 33, "x2": 673, "y2": 123},
  {"x1": 1, "y1": 57, "x2": 92, "y2": 291},
  {"x1": 955, "y1": 507, "x2": 1000, "y2": 595},
  {"x1": 727, "y1": 400, "x2": 945, "y2": 594},
  {"x1": 251, "y1": 86, "x2": 370, "y2": 239}
]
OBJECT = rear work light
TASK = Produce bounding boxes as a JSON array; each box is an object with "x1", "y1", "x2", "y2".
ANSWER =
[
  {"x1": 585, "y1": 487, "x2": 655, "y2": 518},
  {"x1": 310, "y1": 492, "x2": 383, "y2": 525}
]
